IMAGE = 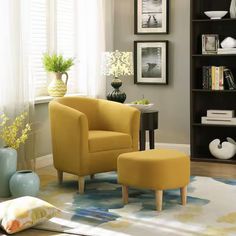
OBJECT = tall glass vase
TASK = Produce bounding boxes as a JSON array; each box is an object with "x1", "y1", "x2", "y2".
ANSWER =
[
  {"x1": 0, "y1": 147, "x2": 17, "y2": 197},
  {"x1": 230, "y1": 0, "x2": 236, "y2": 18}
]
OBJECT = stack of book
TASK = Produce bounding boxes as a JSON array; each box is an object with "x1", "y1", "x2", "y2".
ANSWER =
[
  {"x1": 201, "y1": 110, "x2": 236, "y2": 125},
  {"x1": 202, "y1": 67, "x2": 236, "y2": 90},
  {"x1": 202, "y1": 66, "x2": 224, "y2": 90},
  {"x1": 218, "y1": 48, "x2": 236, "y2": 55}
]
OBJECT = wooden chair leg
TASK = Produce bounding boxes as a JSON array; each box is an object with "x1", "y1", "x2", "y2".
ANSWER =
[
  {"x1": 122, "y1": 185, "x2": 129, "y2": 204},
  {"x1": 90, "y1": 174, "x2": 95, "y2": 180},
  {"x1": 155, "y1": 190, "x2": 163, "y2": 211},
  {"x1": 78, "y1": 176, "x2": 85, "y2": 194},
  {"x1": 57, "y1": 170, "x2": 63, "y2": 185},
  {"x1": 180, "y1": 186, "x2": 187, "y2": 205}
]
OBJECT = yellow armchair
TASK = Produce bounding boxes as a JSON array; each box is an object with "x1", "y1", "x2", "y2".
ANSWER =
[{"x1": 49, "y1": 97, "x2": 140, "y2": 193}]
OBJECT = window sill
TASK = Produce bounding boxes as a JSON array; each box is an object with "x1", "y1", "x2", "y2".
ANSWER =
[{"x1": 35, "y1": 93, "x2": 86, "y2": 105}]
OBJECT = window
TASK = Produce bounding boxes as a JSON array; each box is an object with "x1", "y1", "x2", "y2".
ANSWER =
[
  {"x1": 57, "y1": 0, "x2": 78, "y2": 94},
  {"x1": 30, "y1": 0, "x2": 79, "y2": 97},
  {"x1": 30, "y1": 0, "x2": 48, "y2": 96}
]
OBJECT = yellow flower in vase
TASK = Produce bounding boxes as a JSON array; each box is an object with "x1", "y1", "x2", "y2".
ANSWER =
[{"x1": 0, "y1": 112, "x2": 31, "y2": 150}]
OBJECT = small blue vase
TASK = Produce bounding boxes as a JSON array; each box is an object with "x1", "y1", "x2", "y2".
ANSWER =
[
  {"x1": 0, "y1": 147, "x2": 17, "y2": 197},
  {"x1": 9, "y1": 170, "x2": 40, "y2": 197}
]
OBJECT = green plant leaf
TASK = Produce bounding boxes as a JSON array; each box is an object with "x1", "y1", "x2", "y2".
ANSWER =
[{"x1": 42, "y1": 53, "x2": 74, "y2": 73}]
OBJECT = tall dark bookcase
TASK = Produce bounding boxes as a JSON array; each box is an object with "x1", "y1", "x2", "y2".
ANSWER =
[{"x1": 191, "y1": 0, "x2": 236, "y2": 164}]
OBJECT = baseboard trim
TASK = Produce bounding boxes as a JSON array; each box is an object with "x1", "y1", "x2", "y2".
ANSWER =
[
  {"x1": 154, "y1": 143, "x2": 190, "y2": 155},
  {"x1": 34, "y1": 154, "x2": 53, "y2": 170}
]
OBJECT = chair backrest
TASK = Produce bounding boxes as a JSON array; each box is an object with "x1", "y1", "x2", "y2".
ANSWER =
[{"x1": 54, "y1": 97, "x2": 101, "y2": 130}]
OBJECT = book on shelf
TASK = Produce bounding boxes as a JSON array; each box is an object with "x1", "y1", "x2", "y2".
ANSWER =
[
  {"x1": 207, "y1": 110, "x2": 234, "y2": 118},
  {"x1": 202, "y1": 66, "x2": 224, "y2": 90},
  {"x1": 218, "y1": 48, "x2": 236, "y2": 55},
  {"x1": 201, "y1": 116, "x2": 236, "y2": 125}
]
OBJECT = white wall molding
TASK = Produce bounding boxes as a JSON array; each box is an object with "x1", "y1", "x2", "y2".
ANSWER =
[
  {"x1": 34, "y1": 154, "x2": 53, "y2": 170},
  {"x1": 155, "y1": 143, "x2": 190, "y2": 155}
]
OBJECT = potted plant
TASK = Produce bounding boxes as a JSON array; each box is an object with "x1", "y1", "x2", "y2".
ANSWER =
[
  {"x1": 0, "y1": 113, "x2": 31, "y2": 197},
  {"x1": 42, "y1": 53, "x2": 74, "y2": 97}
]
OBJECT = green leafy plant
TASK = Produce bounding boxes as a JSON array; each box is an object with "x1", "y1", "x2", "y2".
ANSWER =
[{"x1": 42, "y1": 53, "x2": 74, "y2": 73}]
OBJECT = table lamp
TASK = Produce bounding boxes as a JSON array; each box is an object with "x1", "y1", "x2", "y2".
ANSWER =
[{"x1": 102, "y1": 50, "x2": 133, "y2": 103}]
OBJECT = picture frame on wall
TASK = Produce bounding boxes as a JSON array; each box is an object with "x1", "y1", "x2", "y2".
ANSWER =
[
  {"x1": 202, "y1": 34, "x2": 219, "y2": 55},
  {"x1": 134, "y1": 41, "x2": 168, "y2": 85},
  {"x1": 135, "y1": 0, "x2": 168, "y2": 34}
]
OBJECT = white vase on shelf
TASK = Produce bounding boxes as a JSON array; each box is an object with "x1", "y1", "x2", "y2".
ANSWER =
[{"x1": 230, "y1": 0, "x2": 236, "y2": 18}]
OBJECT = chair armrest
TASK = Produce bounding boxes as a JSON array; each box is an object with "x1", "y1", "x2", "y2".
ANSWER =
[
  {"x1": 49, "y1": 101, "x2": 89, "y2": 174},
  {"x1": 98, "y1": 100, "x2": 140, "y2": 150}
]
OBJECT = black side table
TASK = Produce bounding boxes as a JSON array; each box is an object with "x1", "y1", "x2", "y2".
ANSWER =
[{"x1": 139, "y1": 110, "x2": 158, "y2": 151}]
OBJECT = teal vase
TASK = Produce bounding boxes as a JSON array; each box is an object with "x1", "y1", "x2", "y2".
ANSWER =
[
  {"x1": 9, "y1": 170, "x2": 40, "y2": 197},
  {"x1": 0, "y1": 147, "x2": 17, "y2": 197}
]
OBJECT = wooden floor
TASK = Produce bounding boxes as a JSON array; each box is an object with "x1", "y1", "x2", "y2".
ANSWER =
[{"x1": 191, "y1": 161, "x2": 236, "y2": 179}]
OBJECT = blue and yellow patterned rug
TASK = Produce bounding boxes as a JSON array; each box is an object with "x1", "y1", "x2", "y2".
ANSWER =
[{"x1": 36, "y1": 172, "x2": 236, "y2": 236}]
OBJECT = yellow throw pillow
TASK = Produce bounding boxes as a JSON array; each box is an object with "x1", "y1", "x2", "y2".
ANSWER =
[{"x1": 0, "y1": 196, "x2": 60, "y2": 234}]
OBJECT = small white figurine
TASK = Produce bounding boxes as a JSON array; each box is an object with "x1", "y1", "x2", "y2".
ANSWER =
[
  {"x1": 209, "y1": 138, "x2": 236, "y2": 159},
  {"x1": 221, "y1": 37, "x2": 236, "y2": 48}
]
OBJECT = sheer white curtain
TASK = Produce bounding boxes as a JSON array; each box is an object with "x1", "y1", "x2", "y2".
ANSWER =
[
  {"x1": 0, "y1": 0, "x2": 34, "y2": 169},
  {"x1": 76, "y1": 0, "x2": 114, "y2": 98}
]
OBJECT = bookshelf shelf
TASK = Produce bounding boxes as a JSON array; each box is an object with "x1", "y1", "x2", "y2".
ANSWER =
[
  {"x1": 190, "y1": 0, "x2": 236, "y2": 164},
  {"x1": 192, "y1": 89, "x2": 236, "y2": 93},
  {"x1": 192, "y1": 54, "x2": 236, "y2": 57},
  {"x1": 191, "y1": 157, "x2": 236, "y2": 164},
  {"x1": 192, "y1": 18, "x2": 236, "y2": 23},
  {"x1": 192, "y1": 123, "x2": 236, "y2": 128}
]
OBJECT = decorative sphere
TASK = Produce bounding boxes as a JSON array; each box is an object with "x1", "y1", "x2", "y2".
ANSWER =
[{"x1": 9, "y1": 170, "x2": 40, "y2": 197}]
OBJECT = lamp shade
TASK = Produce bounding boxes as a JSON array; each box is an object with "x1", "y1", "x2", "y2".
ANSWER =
[{"x1": 102, "y1": 50, "x2": 133, "y2": 78}]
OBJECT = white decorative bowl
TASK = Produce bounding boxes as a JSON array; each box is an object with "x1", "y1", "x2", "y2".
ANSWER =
[
  {"x1": 126, "y1": 103, "x2": 154, "y2": 111},
  {"x1": 204, "y1": 11, "x2": 228, "y2": 19}
]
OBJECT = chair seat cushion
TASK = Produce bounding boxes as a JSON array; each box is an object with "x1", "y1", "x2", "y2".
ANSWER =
[{"x1": 88, "y1": 130, "x2": 132, "y2": 153}]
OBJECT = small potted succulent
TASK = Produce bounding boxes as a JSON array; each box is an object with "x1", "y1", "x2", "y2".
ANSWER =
[{"x1": 42, "y1": 53, "x2": 74, "y2": 97}]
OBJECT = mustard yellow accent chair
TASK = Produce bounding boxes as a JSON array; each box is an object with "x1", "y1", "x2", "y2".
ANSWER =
[{"x1": 49, "y1": 97, "x2": 140, "y2": 194}]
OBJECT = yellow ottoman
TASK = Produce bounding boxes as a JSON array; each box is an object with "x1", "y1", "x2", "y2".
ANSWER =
[{"x1": 117, "y1": 149, "x2": 190, "y2": 211}]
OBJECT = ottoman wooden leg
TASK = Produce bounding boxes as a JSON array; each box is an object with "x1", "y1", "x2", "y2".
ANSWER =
[
  {"x1": 155, "y1": 190, "x2": 163, "y2": 211},
  {"x1": 78, "y1": 176, "x2": 85, "y2": 194},
  {"x1": 57, "y1": 170, "x2": 63, "y2": 185},
  {"x1": 122, "y1": 185, "x2": 129, "y2": 204},
  {"x1": 180, "y1": 186, "x2": 187, "y2": 205}
]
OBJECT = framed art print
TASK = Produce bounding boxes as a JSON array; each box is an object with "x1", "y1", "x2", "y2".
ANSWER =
[
  {"x1": 135, "y1": 0, "x2": 168, "y2": 34},
  {"x1": 134, "y1": 41, "x2": 168, "y2": 85},
  {"x1": 202, "y1": 34, "x2": 219, "y2": 55}
]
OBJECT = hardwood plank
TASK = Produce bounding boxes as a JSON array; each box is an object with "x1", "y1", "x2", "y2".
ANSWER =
[{"x1": 191, "y1": 161, "x2": 236, "y2": 178}]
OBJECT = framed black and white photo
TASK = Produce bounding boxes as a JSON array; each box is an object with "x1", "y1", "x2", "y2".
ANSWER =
[
  {"x1": 135, "y1": 0, "x2": 168, "y2": 34},
  {"x1": 134, "y1": 41, "x2": 168, "y2": 85},
  {"x1": 202, "y1": 34, "x2": 219, "y2": 55}
]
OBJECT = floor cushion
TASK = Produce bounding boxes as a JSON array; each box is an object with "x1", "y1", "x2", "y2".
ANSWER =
[{"x1": 0, "y1": 196, "x2": 59, "y2": 234}]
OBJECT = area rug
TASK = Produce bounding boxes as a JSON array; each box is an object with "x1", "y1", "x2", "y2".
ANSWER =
[{"x1": 36, "y1": 172, "x2": 236, "y2": 236}]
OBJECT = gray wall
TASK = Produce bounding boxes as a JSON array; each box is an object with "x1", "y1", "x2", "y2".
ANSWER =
[
  {"x1": 109, "y1": 0, "x2": 190, "y2": 144},
  {"x1": 34, "y1": 104, "x2": 51, "y2": 157}
]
